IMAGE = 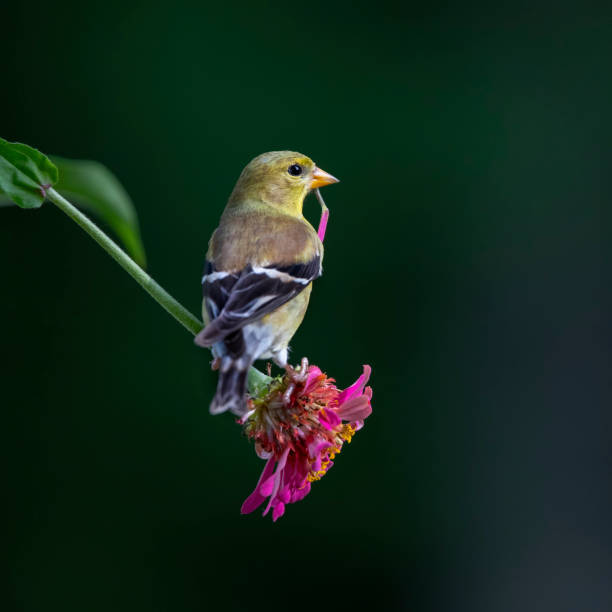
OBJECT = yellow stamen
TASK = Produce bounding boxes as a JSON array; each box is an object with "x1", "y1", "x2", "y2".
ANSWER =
[
  {"x1": 340, "y1": 424, "x2": 356, "y2": 444},
  {"x1": 306, "y1": 444, "x2": 342, "y2": 482}
]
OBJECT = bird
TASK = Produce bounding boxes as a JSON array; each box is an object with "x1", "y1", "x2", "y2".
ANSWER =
[{"x1": 194, "y1": 151, "x2": 339, "y2": 416}]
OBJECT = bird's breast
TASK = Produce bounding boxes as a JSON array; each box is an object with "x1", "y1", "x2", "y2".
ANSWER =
[{"x1": 209, "y1": 209, "x2": 321, "y2": 272}]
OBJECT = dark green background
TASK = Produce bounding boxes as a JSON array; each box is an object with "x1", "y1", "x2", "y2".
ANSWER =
[{"x1": 3, "y1": 2, "x2": 612, "y2": 611}]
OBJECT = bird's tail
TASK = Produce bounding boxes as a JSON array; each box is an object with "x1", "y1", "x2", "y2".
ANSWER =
[{"x1": 210, "y1": 358, "x2": 249, "y2": 416}]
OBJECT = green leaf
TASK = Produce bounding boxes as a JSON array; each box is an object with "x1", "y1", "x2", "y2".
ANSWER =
[
  {"x1": 0, "y1": 138, "x2": 147, "y2": 267},
  {"x1": 0, "y1": 138, "x2": 58, "y2": 208},
  {"x1": 50, "y1": 156, "x2": 147, "y2": 268}
]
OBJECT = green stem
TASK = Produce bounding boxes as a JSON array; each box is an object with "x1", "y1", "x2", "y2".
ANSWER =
[
  {"x1": 47, "y1": 188, "x2": 203, "y2": 336},
  {"x1": 48, "y1": 188, "x2": 273, "y2": 391}
]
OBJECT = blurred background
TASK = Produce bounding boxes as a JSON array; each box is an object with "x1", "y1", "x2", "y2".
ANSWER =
[{"x1": 3, "y1": 1, "x2": 612, "y2": 611}]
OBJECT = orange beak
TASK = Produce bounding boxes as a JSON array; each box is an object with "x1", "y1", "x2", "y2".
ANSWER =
[{"x1": 310, "y1": 166, "x2": 340, "y2": 189}]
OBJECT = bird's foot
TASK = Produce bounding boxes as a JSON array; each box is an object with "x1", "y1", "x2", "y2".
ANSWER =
[
  {"x1": 211, "y1": 357, "x2": 221, "y2": 371},
  {"x1": 284, "y1": 357, "x2": 309, "y2": 384}
]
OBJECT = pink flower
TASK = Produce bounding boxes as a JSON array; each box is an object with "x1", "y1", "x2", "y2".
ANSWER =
[{"x1": 240, "y1": 361, "x2": 373, "y2": 521}]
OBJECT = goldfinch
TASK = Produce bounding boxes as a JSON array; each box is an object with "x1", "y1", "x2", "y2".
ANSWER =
[{"x1": 194, "y1": 151, "x2": 338, "y2": 416}]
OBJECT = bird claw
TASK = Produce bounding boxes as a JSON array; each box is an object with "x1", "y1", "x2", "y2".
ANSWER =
[
  {"x1": 284, "y1": 357, "x2": 309, "y2": 384},
  {"x1": 282, "y1": 358, "x2": 310, "y2": 406},
  {"x1": 298, "y1": 357, "x2": 309, "y2": 379},
  {"x1": 211, "y1": 357, "x2": 221, "y2": 371}
]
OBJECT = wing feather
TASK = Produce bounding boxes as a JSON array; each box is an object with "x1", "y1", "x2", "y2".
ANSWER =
[{"x1": 195, "y1": 255, "x2": 321, "y2": 347}]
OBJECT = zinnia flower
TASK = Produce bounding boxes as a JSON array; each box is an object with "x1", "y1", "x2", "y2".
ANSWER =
[{"x1": 240, "y1": 360, "x2": 373, "y2": 521}]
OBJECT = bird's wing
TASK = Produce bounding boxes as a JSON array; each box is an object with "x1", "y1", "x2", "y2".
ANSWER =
[
  {"x1": 201, "y1": 261, "x2": 240, "y2": 322},
  {"x1": 195, "y1": 255, "x2": 321, "y2": 347}
]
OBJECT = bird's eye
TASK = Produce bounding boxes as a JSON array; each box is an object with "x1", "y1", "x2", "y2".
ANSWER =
[{"x1": 288, "y1": 164, "x2": 303, "y2": 176}]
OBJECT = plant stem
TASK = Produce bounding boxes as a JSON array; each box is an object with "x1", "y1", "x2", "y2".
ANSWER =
[
  {"x1": 48, "y1": 188, "x2": 272, "y2": 390},
  {"x1": 47, "y1": 188, "x2": 203, "y2": 336}
]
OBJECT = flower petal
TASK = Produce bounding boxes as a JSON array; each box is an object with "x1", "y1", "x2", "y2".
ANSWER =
[
  {"x1": 272, "y1": 502, "x2": 286, "y2": 522},
  {"x1": 259, "y1": 474, "x2": 276, "y2": 497},
  {"x1": 279, "y1": 485, "x2": 291, "y2": 504},
  {"x1": 317, "y1": 208, "x2": 329, "y2": 242},
  {"x1": 263, "y1": 446, "x2": 291, "y2": 516},
  {"x1": 308, "y1": 438, "x2": 332, "y2": 459},
  {"x1": 304, "y1": 366, "x2": 324, "y2": 394},
  {"x1": 337, "y1": 365, "x2": 372, "y2": 405},
  {"x1": 336, "y1": 396, "x2": 372, "y2": 422},
  {"x1": 318, "y1": 407, "x2": 341, "y2": 430},
  {"x1": 290, "y1": 481, "x2": 311, "y2": 502},
  {"x1": 241, "y1": 457, "x2": 275, "y2": 514}
]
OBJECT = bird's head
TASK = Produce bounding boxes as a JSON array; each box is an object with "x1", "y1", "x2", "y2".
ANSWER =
[{"x1": 227, "y1": 151, "x2": 339, "y2": 216}]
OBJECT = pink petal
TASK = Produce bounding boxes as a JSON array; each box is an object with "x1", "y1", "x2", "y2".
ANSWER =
[
  {"x1": 318, "y1": 407, "x2": 341, "y2": 430},
  {"x1": 291, "y1": 481, "x2": 311, "y2": 502},
  {"x1": 304, "y1": 366, "x2": 323, "y2": 394},
  {"x1": 284, "y1": 455, "x2": 307, "y2": 495},
  {"x1": 241, "y1": 457, "x2": 275, "y2": 514},
  {"x1": 272, "y1": 502, "x2": 286, "y2": 522},
  {"x1": 337, "y1": 365, "x2": 372, "y2": 405},
  {"x1": 317, "y1": 208, "x2": 329, "y2": 242},
  {"x1": 279, "y1": 485, "x2": 291, "y2": 504},
  {"x1": 308, "y1": 438, "x2": 332, "y2": 459},
  {"x1": 263, "y1": 446, "x2": 291, "y2": 516},
  {"x1": 294, "y1": 454, "x2": 313, "y2": 485},
  {"x1": 259, "y1": 474, "x2": 276, "y2": 497},
  {"x1": 336, "y1": 396, "x2": 372, "y2": 422}
]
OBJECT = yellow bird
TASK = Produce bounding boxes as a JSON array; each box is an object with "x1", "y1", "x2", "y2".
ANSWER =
[{"x1": 194, "y1": 151, "x2": 339, "y2": 416}]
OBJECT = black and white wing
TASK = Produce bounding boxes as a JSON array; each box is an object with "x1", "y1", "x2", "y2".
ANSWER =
[{"x1": 194, "y1": 255, "x2": 321, "y2": 348}]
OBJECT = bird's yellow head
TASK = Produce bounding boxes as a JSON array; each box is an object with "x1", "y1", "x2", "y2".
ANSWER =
[{"x1": 227, "y1": 151, "x2": 339, "y2": 216}]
